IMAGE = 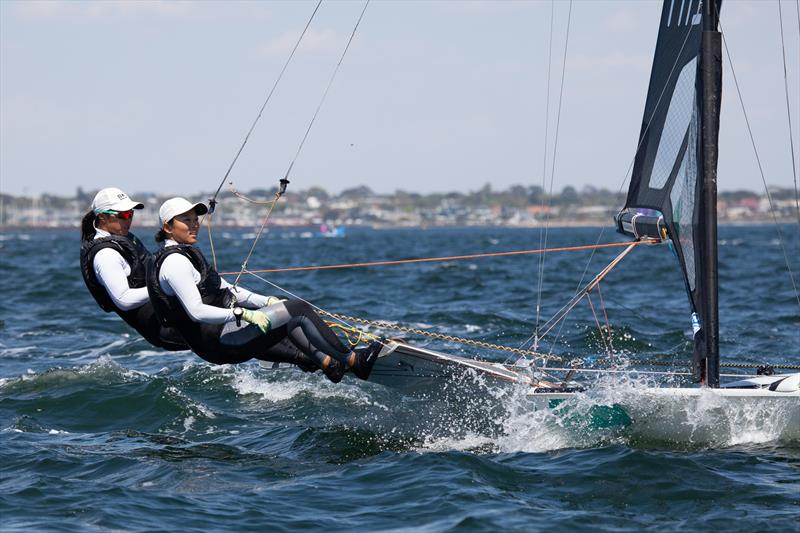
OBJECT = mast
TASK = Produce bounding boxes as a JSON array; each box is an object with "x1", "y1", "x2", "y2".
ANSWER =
[
  {"x1": 616, "y1": 0, "x2": 724, "y2": 384},
  {"x1": 700, "y1": 0, "x2": 722, "y2": 387}
]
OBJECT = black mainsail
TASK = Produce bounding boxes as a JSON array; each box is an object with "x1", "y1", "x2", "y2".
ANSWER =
[{"x1": 616, "y1": 0, "x2": 722, "y2": 384}]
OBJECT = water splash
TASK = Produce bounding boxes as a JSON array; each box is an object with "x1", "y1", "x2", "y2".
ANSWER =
[{"x1": 230, "y1": 365, "x2": 388, "y2": 411}]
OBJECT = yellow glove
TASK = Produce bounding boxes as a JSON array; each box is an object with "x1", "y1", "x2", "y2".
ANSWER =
[
  {"x1": 264, "y1": 296, "x2": 282, "y2": 306},
  {"x1": 242, "y1": 309, "x2": 271, "y2": 334}
]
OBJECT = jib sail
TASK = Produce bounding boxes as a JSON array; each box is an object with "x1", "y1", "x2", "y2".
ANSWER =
[{"x1": 616, "y1": 0, "x2": 722, "y2": 382}]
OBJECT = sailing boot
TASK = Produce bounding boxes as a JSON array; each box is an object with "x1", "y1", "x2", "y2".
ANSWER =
[
  {"x1": 320, "y1": 356, "x2": 346, "y2": 383},
  {"x1": 258, "y1": 352, "x2": 319, "y2": 373},
  {"x1": 293, "y1": 353, "x2": 319, "y2": 373},
  {"x1": 347, "y1": 339, "x2": 384, "y2": 380}
]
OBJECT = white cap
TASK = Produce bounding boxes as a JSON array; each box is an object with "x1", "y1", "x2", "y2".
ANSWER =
[
  {"x1": 92, "y1": 187, "x2": 144, "y2": 212},
  {"x1": 159, "y1": 197, "x2": 208, "y2": 226}
]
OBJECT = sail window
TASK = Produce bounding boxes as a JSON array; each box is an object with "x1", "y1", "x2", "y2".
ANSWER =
[
  {"x1": 648, "y1": 57, "x2": 697, "y2": 190},
  {"x1": 669, "y1": 97, "x2": 700, "y2": 290}
]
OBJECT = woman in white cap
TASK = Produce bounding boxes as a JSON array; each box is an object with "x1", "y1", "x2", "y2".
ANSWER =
[
  {"x1": 79, "y1": 187, "x2": 188, "y2": 351},
  {"x1": 147, "y1": 197, "x2": 382, "y2": 382}
]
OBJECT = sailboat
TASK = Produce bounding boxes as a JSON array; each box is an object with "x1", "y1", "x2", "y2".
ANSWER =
[{"x1": 368, "y1": 0, "x2": 800, "y2": 419}]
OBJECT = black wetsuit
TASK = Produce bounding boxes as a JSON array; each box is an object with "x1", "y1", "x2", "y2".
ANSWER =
[
  {"x1": 80, "y1": 232, "x2": 188, "y2": 351},
  {"x1": 147, "y1": 244, "x2": 327, "y2": 368}
]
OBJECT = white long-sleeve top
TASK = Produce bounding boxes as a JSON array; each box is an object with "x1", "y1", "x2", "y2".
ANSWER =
[
  {"x1": 92, "y1": 228, "x2": 150, "y2": 311},
  {"x1": 158, "y1": 239, "x2": 272, "y2": 324}
]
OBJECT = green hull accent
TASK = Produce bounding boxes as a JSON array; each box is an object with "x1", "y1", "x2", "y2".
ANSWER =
[{"x1": 548, "y1": 399, "x2": 633, "y2": 429}]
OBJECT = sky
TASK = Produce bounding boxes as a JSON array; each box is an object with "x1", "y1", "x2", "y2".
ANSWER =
[{"x1": 1, "y1": 0, "x2": 799, "y2": 199}]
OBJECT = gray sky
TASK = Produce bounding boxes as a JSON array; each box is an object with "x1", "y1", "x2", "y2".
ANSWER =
[{"x1": 1, "y1": 0, "x2": 798, "y2": 199}]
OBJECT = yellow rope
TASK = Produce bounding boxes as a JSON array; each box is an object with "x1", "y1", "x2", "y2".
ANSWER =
[{"x1": 326, "y1": 322, "x2": 369, "y2": 348}]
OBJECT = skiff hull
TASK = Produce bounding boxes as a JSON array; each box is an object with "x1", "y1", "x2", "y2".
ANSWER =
[
  {"x1": 369, "y1": 340, "x2": 580, "y2": 408},
  {"x1": 368, "y1": 341, "x2": 800, "y2": 441}
]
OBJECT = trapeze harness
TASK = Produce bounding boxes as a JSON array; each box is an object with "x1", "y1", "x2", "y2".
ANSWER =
[
  {"x1": 79, "y1": 232, "x2": 188, "y2": 351},
  {"x1": 147, "y1": 244, "x2": 355, "y2": 367}
]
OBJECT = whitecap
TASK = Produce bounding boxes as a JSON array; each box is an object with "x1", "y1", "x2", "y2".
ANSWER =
[{"x1": 231, "y1": 366, "x2": 387, "y2": 409}]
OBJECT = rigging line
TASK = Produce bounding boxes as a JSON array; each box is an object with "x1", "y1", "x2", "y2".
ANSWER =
[
  {"x1": 545, "y1": 22, "x2": 703, "y2": 357},
  {"x1": 323, "y1": 310, "x2": 560, "y2": 361},
  {"x1": 719, "y1": 20, "x2": 800, "y2": 310},
  {"x1": 533, "y1": 366, "x2": 760, "y2": 378},
  {"x1": 242, "y1": 269, "x2": 390, "y2": 351},
  {"x1": 230, "y1": 284, "x2": 800, "y2": 371},
  {"x1": 777, "y1": 0, "x2": 800, "y2": 224},
  {"x1": 534, "y1": 0, "x2": 557, "y2": 351},
  {"x1": 206, "y1": 211, "x2": 217, "y2": 271},
  {"x1": 595, "y1": 282, "x2": 614, "y2": 353},
  {"x1": 542, "y1": 366, "x2": 694, "y2": 376},
  {"x1": 232, "y1": 181, "x2": 287, "y2": 287},
  {"x1": 586, "y1": 293, "x2": 612, "y2": 358},
  {"x1": 516, "y1": 244, "x2": 637, "y2": 365},
  {"x1": 217, "y1": 240, "x2": 655, "y2": 276},
  {"x1": 526, "y1": 20, "x2": 699, "y2": 357},
  {"x1": 535, "y1": 242, "x2": 637, "y2": 343},
  {"x1": 230, "y1": 2, "x2": 367, "y2": 288},
  {"x1": 534, "y1": 0, "x2": 572, "y2": 352},
  {"x1": 206, "y1": 0, "x2": 323, "y2": 211},
  {"x1": 280, "y1": 0, "x2": 369, "y2": 183}
]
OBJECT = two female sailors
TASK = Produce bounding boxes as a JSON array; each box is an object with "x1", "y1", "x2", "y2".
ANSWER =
[
  {"x1": 80, "y1": 187, "x2": 188, "y2": 351},
  {"x1": 146, "y1": 197, "x2": 382, "y2": 383}
]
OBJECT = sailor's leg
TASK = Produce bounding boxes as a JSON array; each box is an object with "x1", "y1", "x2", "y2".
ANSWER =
[
  {"x1": 260, "y1": 299, "x2": 373, "y2": 381},
  {"x1": 252, "y1": 336, "x2": 318, "y2": 372},
  {"x1": 279, "y1": 305, "x2": 380, "y2": 381},
  {"x1": 219, "y1": 321, "x2": 318, "y2": 370},
  {"x1": 263, "y1": 299, "x2": 350, "y2": 355},
  {"x1": 285, "y1": 315, "x2": 352, "y2": 363},
  {"x1": 279, "y1": 320, "x2": 347, "y2": 382}
]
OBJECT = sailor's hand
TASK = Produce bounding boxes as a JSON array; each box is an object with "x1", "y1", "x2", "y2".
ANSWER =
[
  {"x1": 265, "y1": 296, "x2": 282, "y2": 306},
  {"x1": 242, "y1": 309, "x2": 271, "y2": 334}
]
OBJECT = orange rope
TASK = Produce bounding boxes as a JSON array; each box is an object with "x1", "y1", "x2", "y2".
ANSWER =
[{"x1": 220, "y1": 239, "x2": 659, "y2": 276}]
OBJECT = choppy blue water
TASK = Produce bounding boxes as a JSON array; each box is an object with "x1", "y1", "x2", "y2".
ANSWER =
[{"x1": 1, "y1": 225, "x2": 798, "y2": 531}]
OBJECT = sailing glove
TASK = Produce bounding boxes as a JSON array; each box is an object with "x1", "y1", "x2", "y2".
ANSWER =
[{"x1": 242, "y1": 309, "x2": 271, "y2": 334}]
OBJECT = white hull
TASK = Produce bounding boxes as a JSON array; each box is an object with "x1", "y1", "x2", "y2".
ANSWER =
[
  {"x1": 616, "y1": 381, "x2": 800, "y2": 443},
  {"x1": 368, "y1": 341, "x2": 800, "y2": 443}
]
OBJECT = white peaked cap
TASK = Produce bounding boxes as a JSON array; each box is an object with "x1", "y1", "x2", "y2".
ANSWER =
[
  {"x1": 159, "y1": 197, "x2": 209, "y2": 226},
  {"x1": 92, "y1": 187, "x2": 144, "y2": 212}
]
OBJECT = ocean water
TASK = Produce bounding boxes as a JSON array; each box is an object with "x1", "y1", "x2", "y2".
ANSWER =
[{"x1": 1, "y1": 225, "x2": 798, "y2": 531}]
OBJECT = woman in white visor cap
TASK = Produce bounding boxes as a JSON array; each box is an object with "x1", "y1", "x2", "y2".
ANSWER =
[
  {"x1": 79, "y1": 187, "x2": 188, "y2": 351},
  {"x1": 147, "y1": 197, "x2": 382, "y2": 383}
]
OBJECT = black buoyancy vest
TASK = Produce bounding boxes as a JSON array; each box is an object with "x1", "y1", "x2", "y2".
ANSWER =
[
  {"x1": 80, "y1": 232, "x2": 187, "y2": 351},
  {"x1": 147, "y1": 245, "x2": 235, "y2": 359}
]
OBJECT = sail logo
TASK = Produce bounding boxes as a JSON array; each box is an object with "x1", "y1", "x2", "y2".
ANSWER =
[{"x1": 666, "y1": 0, "x2": 703, "y2": 27}]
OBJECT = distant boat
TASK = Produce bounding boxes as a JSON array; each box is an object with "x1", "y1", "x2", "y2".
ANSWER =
[{"x1": 319, "y1": 223, "x2": 346, "y2": 238}]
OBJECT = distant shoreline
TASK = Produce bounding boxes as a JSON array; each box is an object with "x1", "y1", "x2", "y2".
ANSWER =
[{"x1": 1, "y1": 220, "x2": 793, "y2": 232}]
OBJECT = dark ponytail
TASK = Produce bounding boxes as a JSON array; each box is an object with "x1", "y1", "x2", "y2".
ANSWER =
[
  {"x1": 81, "y1": 210, "x2": 97, "y2": 241},
  {"x1": 154, "y1": 228, "x2": 168, "y2": 243}
]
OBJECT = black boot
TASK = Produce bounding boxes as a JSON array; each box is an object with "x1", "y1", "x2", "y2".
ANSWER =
[
  {"x1": 322, "y1": 357, "x2": 346, "y2": 383},
  {"x1": 257, "y1": 343, "x2": 319, "y2": 374},
  {"x1": 282, "y1": 350, "x2": 320, "y2": 374},
  {"x1": 294, "y1": 355, "x2": 319, "y2": 373},
  {"x1": 349, "y1": 339, "x2": 383, "y2": 380}
]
